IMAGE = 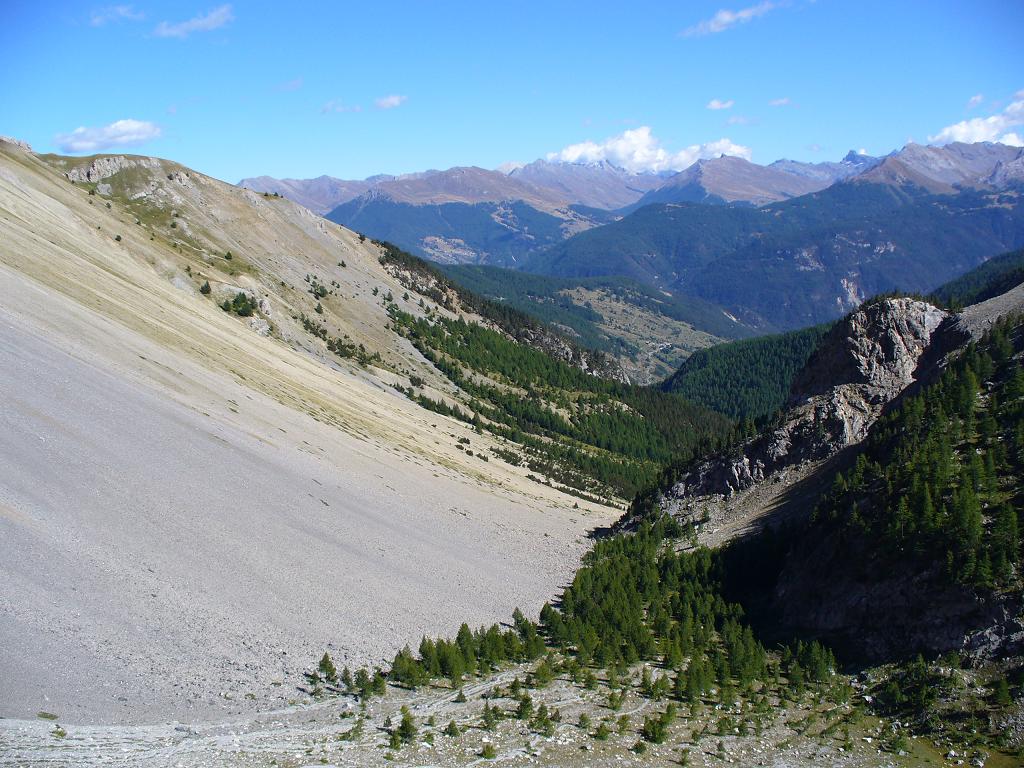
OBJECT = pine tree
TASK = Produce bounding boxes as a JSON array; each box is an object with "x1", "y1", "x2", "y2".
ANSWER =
[
  {"x1": 398, "y1": 706, "x2": 417, "y2": 744},
  {"x1": 318, "y1": 652, "x2": 338, "y2": 685}
]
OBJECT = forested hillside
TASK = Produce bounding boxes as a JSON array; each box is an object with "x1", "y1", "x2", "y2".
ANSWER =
[
  {"x1": 661, "y1": 324, "x2": 831, "y2": 421},
  {"x1": 932, "y1": 248, "x2": 1024, "y2": 309},
  {"x1": 387, "y1": 305, "x2": 734, "y2": 499},
  {"x1": 812, "y1": 317, "x2": 1022, "y2": 590},
  {"x1": 327, "y1": 197, "x2": 598, "y2": 267},
  {"x1": 442, "y1": 264, "x2": 750, "y2": 347},
  {"x1": 441, "y1": 263, "x2": 754, "y2": 381},
  {"x1": 300, "y1": 296, "x2": 1024, "y2": 767},
  {"x1": 524, "y1": 183, "x2": 1024, "y2": 329}
]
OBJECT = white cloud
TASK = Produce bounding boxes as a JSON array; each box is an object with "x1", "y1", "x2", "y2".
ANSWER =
[
  {"x1": 321, "y1": 100, "x2": 362, "y2": 114},
  {"x1": 707, "y1": 98, "x2": 734, "y2": 110},
  {"x1": 90, "y1": 5, "x2": 143, "y2": 26},
  {"x1": 546, "y1": 126, "x2": 751, "y2": 174},
  {"x1": 55, "y1": 119, "x2": 161, "y2": 153},
  {"x1": 966, "y1": 93, "x2": 984, "y2": 110},
  {"x1": 929, "y1": 93, "x2": 1024, "y2": 146},
  {"x1": 768, "y1": 97, "x2": 791, "y2": 107},
  {"x1": 681, "y1": 1, "x2": 777, "y2": 37},
  {"x1": 154, "y1": 4, "x2": 233, "y2": 38},
  {"x1": 374, "y1": 94, "x2": 408, "y2": 110}
]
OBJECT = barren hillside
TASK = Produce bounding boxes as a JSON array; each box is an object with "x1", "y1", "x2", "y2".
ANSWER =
[{"x1": 0, "y1": 139, "x2": 617, "y2": 725}]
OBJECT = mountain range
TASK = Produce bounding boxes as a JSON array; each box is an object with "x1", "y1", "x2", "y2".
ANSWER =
[
  {"x1": 238, "y1": 149, "x2": 892, "y2": 265},
  {"x1": 241, "y1": 140, "x2": 1024, "y2": 351},
  {"x1": 242, "y1": 142, "x2": 1023, "y2": 288}
]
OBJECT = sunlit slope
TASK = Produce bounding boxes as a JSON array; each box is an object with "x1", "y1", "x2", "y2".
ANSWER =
[{"x1": 0, "y1": 140, "x2": 616, "y2": 724}]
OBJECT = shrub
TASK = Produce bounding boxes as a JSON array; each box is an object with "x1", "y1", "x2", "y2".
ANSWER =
[
  {"x1": 398, "y1": 706, "x2": 417, "y2": 744},
  {"x1": 200, "y1": 281, "x2": 211, "y2": 295}
]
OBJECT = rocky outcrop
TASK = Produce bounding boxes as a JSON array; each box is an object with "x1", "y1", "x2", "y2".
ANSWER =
[
  {"x1": 511, "y1": 323, "x2": 625, "y2": 382},
  {"x1": 665, "y1": 297, "x2": 946, "y2": 505},
  {"x1": 62, "y1": 155, "x2": 163, "y2": 184},
  {"x1": 0, "y1": 136, "x2": 32, "y2": 152}
]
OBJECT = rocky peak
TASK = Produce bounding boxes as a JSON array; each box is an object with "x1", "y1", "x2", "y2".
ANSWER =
[
  {"x1": 664, "y1": 297, "x2": 947, "y2": 507},
  {"x1": 791, "y1": 297, "x2": 947, "y2": 405}
]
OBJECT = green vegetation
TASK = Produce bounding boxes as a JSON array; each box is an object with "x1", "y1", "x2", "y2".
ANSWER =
[
  {"x1": 389, "y1": 610, "x2": 546, "y2": 689},
  {"x1": 867, "y1": 654, "x2": 1024, "y2": 760},
  {"x1": 343, "y1": 513, "x2": 841, "y2": 736},
  {"x1": 372, "y1": 239, "x2": 739, "y2": 497},
  {"x1": 299, "y1": 313, "x2": 381, "y2": 367},
  {"x1": 377, "y1": 240, "x2": 612, "y2": 374},
  {"x1": 441, "y1": 264, "x2": 750, "y2": 354},
  {"x1": 814, "y1": 318, "x2": 1023, "y2": 588},
  {"x1": 525, "y1": 183, "x2": 1024, "y2": 329},
  {"x1": 931, "y1": 247, "x2": 1024, "y2": 309},
  {"x1": 220, "y1": 291, "x2": 257, "y2": 317},
  {"x1": 662, "y1": 323, "x2": 831, "y2": 421},
  {"x1": 388, "y1": 306, "x2": 734, "y2": 497}
]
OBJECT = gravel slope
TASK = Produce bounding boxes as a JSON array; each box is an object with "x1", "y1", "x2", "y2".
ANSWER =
[
  {"x1": 0, "y1": 269, "x2": 606, "y2": 726},
  {"x1": 0, "y1": 142, "x2": 617, "y2": 726}
]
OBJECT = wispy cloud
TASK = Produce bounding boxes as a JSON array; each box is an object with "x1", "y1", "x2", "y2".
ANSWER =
[
  {"x1": 727, "y1": 115, "x2": 755, "y2": 125},
  {"x1": 321, "y1": 100, "x2": 362, "y2": 114},
  {"x1": 929, "y1": 91, "x2": 1024, "y2": 147},
  {"x1": 768, "y1": 97, "x2": 791, "y2": 107},
  {"x1": 90, "y1": 5, "x2": 143, "y2": 26},
  {"x1": 707, "y1": 98, "x2": 734, "y2": 110},
  {"x1": 681, "y1": 1, "x2": 777, "y2": 37},
  {"x1": 55, "y1": 119, "x2": 161, "y2": 153},
  {"x1": 546, "y1": 126, "x2": 751, "y2": 174},
  {"x1": 966, "y1": 93, "x2": 984, "y2": 110},
  {"x1": 374, "y1": 94, "x2": 407, "y2": 110},
  {"x1": 154, "y1": 4, "x2": 233, "y2": 39},
  {"x1": 276, "y1": 77, "x2": 303, "y2": 92}
]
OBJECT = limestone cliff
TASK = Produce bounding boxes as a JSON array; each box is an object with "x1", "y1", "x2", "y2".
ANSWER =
[{"x1": 662, "y1": 298, "x2": 946, "y2": 534}]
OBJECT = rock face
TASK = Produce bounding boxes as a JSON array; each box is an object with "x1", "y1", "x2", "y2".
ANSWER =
[
  {"x1": 770, "y1": 525, "x2": 1024, "y2": 662},
  {"x1": 666, "y1": 297, "x2": 946, "y2": 504},
  {"x1": 659, "y1": 288, "x2": 1024, "y2": 664},
  {"x1": 60, "y1": 155, "x2": 163, "y2": 183}
]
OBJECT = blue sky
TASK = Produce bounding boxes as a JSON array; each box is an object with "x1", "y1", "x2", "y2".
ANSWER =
[{"x1": 2, "y1": 1, "x2": 1022, "y2": 182}]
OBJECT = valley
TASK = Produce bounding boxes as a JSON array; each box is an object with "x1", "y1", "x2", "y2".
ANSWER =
[
  {"x1": 2, "y1": 134, "x2": 1024, "y2": 766},
  {"x1": 0, "y1": 139, "x2": 621, "y2": 726},
  {"x1": 3, "y1": 8, "x2": 1024, "y2": 764}
]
